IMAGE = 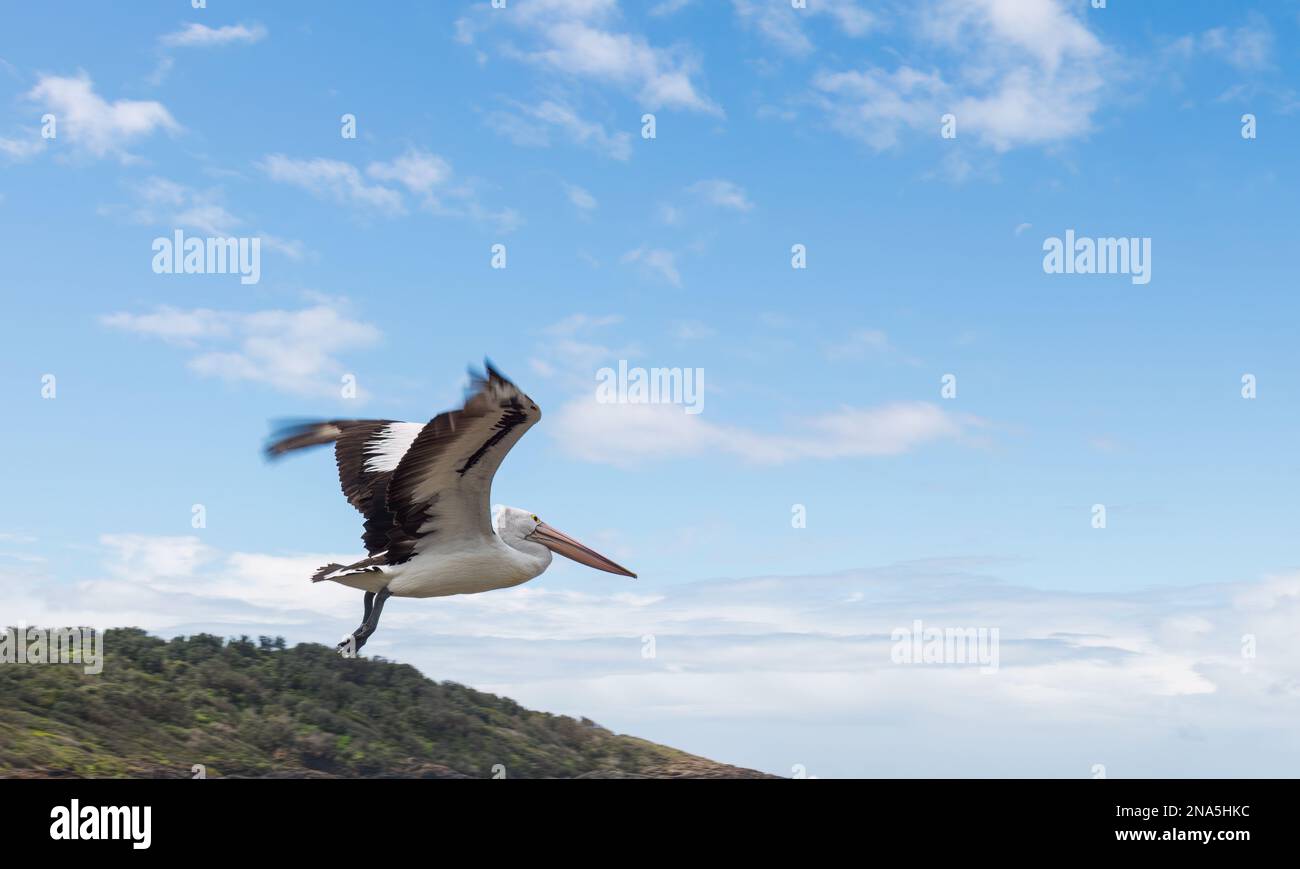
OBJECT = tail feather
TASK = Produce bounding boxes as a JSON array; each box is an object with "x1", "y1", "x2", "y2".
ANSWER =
[
  {"x1": 312, "y1": 556, "x2": 387, "y2": 582},
  {"x1": 312, "y1": 562, "x2": 346, "y2": 583}
]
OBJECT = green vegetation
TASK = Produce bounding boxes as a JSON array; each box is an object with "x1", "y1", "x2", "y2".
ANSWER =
[{"x1": 0, "y1": 628, "x2": 767, "y2": 778}]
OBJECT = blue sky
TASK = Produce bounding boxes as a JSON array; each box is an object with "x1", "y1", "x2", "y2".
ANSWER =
[{"x1": 2, "y1": 0, "x2": 1299, "y2": 777}]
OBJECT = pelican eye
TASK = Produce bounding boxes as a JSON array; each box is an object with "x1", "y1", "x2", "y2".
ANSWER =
[{"x1": 532, "y1": 515, "x2": 539, "y2": 522}]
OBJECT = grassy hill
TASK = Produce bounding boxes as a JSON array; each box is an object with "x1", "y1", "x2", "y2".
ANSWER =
[{"x1": 0, "y1": 628, "x2": 770, "y2": 779}]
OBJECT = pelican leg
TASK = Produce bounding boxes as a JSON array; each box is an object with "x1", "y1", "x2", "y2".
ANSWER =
[
  {"x1": 359, "y1": 587, "x2": 391, "y2": 642},
  {"x1": 337, "y1": 591, "x2": 374, "y2": 656},
  {"x1": 337, "y1": 587, "x2": 391, "y2": 655}
]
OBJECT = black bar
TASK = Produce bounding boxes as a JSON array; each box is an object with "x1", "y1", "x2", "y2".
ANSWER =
[{"x1": 4, "y1": 778, "x2": 1286, "y2": 854}]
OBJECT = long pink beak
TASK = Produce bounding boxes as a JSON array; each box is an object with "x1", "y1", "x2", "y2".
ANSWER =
[{"x1": 529, "y1": 522, "x2": 637, "y2": 578}]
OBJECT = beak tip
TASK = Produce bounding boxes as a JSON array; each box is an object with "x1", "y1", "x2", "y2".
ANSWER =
[{"x1": 534, "y1": 521, "x2": 639, "y2": 580}]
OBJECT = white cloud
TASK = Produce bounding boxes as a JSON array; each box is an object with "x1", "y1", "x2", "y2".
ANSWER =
[
  {"x1": 824, "y1": 328, "x2": 890, "y2": 359},
  {"x1": 920, "y1": 0, "x2": 1100, "y2": 74},
  {"x1": 0, "y1": 134, "x2": 45, "y2": 161},
  {"x1": 108, "y1": 176, "x2": 304, "y2": 259},
  {"x1": 813, "y1": 65, "x2": 948, "y2": 150},
  {"x1": 486, "y1": 99, "x2": 633, "y2": 160},
  {"x1": 621, "y1": 247, "x2": 682, "y2": 286},
  {"x1": 529, "y1": 313, "x2": 638, "y2": 391},
  {"x1": 732, "y1": 0, "x2": 877, "y2": 55},
  {"x1": 650, "y1": 0, "x2": 693, "y2": 14},
  {"x1": 100, "y1": 534, "x2": 215, "y2": 583},
  {"x1": 687, "y1": 178, "x2": 754, "y2": 211},
  {"x1": 25, "y1": 73, "x2": 180, "y2": 160},
  {"x1": 260, "y1": 234, "x2": 307, "y2": 260},
  {"x1": 159, "y1": 22, "x2": 267, "y2": 48},
  {"x1": 542, "y1": 313, "x2": 624, "y2": 336},
  {"x1": 366, "y1": 149, "x2": 453, "y2": 194},
  {"x1": 171, "y1": 202, "x2": 242, "y2": 236},
  {"x1": 564, "y1": 183, "x2": 598, "y2": 210},
  {"x1": 954, "y1": 67, "x2": 1104, "y2": 152},
  {"x1": 261, "y1": 150, "x2": 519, "y2": 231},
  {"x1": 924, "y1": 148, "x2": 991, "y2": 184},
  {"x1": 673, "y1": 320, "x2": 715, "y2": 340},
  {"x1": 102, "y1": 302, "x2": 381, "y2": 399},
  {"x1": 813, "y1": 0, "x2": 1109, "y2": 153},
  {"x1": 1181, "y1": 22, "x2": 1273, "y2": 72},
  {"x1": 259, "y1": 154, "x2": 406, "y2": 215},
  {"x1": 145, "y1": 56, "x2": 175, "y2": 86},
  {"x1": 818, "y1": 0, "x2": 877, "y2": 37},
  {"x1": 529, "y1": 22, "x2": 716, "y2": 113},
  {"x1": 461, "y1": 0, "x2": 719, "y2": 115},
  {"x1": 9, "y1": 535, "x2": 1300, "y2": 776},
  {"x1": 550, "y1": 398, "x2": 978, "y2": 466}
]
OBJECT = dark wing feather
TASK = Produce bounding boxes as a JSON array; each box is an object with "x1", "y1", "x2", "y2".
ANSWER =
[
  {"x1": 266, "y1": 418, "x2": 422, "y2": 556},
  {"x1": 383, "y1": 363, "x2": 541, "y2": 566}
]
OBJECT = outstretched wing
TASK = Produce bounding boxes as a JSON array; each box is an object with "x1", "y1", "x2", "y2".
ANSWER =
[
  {"x1": 266, "y1": 418, "x2": 424, "y2": 555},
  {"x1": 383, "y1": 363, "x2": 541, "y2": 566}
]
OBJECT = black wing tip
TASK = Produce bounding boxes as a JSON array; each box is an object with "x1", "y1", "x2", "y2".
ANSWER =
[
  {"x1": 263, "y1": 420, "x2": 341, "y2": 461},
  {"x1": 467, "y1": 358, "x2": 515, "y2": 397},
  {"x1": 474, "y1": 358, "x2": 539, "y2": 414}
]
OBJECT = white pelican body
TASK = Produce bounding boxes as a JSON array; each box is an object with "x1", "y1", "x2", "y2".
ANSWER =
[
  {"x1": 324, "y1": 508, "x2": 553, "y2": 599},
  {"x1": 266, "y1": 364, "x2": 635, "y2": 651}
]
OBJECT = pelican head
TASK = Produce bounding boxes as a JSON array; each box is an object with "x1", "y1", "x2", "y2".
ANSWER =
[{"x1": 495, "y1": 506, "x2": 636, "y2": 578}]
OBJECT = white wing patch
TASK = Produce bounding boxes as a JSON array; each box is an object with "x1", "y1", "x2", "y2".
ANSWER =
[{"x1": 362, "y1": 422, "x2": 424, "y2": 472}]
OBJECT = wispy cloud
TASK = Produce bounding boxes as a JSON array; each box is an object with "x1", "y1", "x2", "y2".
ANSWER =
[
  {"x1": 687, "y1": 178, "x2": 754, "y2": 212},
  {"x1": 529, "y1": 313, "x2": 638, "y2": 390},
  {"x1": 824, "y1": 328, "x2": 891, "y2": 360},
  {"x1": 543, "y1": 313, "x2": 624, "y2": 337},
  {"x1": 673, "y1": 320, "x2": 716, "y2": 340},
  {"x1": 732, "y1": 0, "x2": 877, "y2": 56},
  {"x1": 621, "y1": 247, "x2": 682, "y2": 286},
  {"x1": 101, "y1": 176, "x2": 305, "y2": 259},
  {"x1": 564, "y1": 183, "x2": 598, "y2": 210},
  {"x1": 551, "y1": 398, "x2": 981, "y2": 466},
  {"x1": 129, "y1": 176, "x2": 239, "y2": 236},
  {"x1": 9, "y1": 536, "x2": 1298, "y2": 776},
  {"x1": 101, "y1": 301, "x2": 381, "y2": 399},
  {"x1": 813, "y1": 66, "x2": 946, "y2": 151},
  {"x1": 1168, "y1": 20, "x2": 1274, "y2": 72},
  {"x1": 366, "y1": 149, "x2": 453, "y2": 194},
  {"x1": 259, "y1": 149, "x2": 520, "y2": 231},
  {"x1": 650, "y1": 0, "x2": 693, "y2": 15},
  {"x1": 0, "y1": 133, "x2": 45, "y2": 161},
  {"x1": 459, "y1": 0, "x2": 719, "y2": 115},
  {"x1": 259, "y1": 154, "x2": 406, "y2": 214},
  {"x1": 486, "y1": 99, "x2": 633, "y2": 160},
  {"x1": 159, "y1": 22, "x2": 267, "y2": 49}
]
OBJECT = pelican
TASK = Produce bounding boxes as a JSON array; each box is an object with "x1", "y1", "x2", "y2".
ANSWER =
[{"x1": 265, "y1": 363, "x2": 636, "y2": 654}]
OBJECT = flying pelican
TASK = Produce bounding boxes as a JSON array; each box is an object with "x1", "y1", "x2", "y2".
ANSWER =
[{"x1": 265, "y1": 363, "x2": 636, "y2": 654}]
